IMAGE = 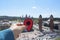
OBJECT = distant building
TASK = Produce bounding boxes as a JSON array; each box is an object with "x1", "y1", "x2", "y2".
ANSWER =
[
  {"x1": 54, "y1": 21, "x2": 60, "y2": 30},
  {"x1": 43, "y1": 21, "x2": 60, "y2": 32},
  {"x1": 0, "y1": 20, "x2": 11, "y2": 30}
]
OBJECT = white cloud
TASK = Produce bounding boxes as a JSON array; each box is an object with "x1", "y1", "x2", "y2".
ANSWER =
[{"x1": 32, "y1": 6, "x2": 37, "y2": 9}]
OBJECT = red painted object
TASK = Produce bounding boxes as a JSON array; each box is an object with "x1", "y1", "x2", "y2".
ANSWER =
[
  {"x1": 17, "y1": 24, "x2": 23, "y2": 26},
  {"x1": 24, "y1": 18, "x2": 33, "y2": 32}
]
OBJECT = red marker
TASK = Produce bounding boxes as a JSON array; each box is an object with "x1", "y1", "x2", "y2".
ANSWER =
[
  {"x1": 16, "y1": 18, "x2": 33, "y2": 32},
  {"x1": 24, "y1": 18, "x2": 33, "y2": 32},
  {"x1": 17, "y1": 24, "x2": 23, "y2": 26}
]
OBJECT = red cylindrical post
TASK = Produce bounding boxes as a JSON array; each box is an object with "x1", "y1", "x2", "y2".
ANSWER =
[
  {"x1": 49, "y1": 15, "x2": 54, "y2": 32},
  {"x1": 38, "y1": 15, "x2": 42, "y2": 31}
]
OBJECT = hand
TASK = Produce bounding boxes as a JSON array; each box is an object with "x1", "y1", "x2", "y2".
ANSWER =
[{"x1": 9, "y1": 23, "x2": 26, "y2": 39}]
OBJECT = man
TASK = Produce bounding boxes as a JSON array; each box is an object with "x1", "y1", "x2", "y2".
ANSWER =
[{"x1": 0, "y1": 23, "x2": 26, "y2": 40}]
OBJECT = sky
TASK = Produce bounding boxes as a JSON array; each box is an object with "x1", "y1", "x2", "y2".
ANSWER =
[{"x1": 0, "y1": 0, "x2": 60, "y2": 18}]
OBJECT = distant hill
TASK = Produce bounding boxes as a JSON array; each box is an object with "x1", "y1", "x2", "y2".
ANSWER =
[
  {"x1": 0, "y1": 16, "x2": 20, "y2": 21},
  {"x1": 0, "y1": 16, "x2": 60, "y2": 21}
]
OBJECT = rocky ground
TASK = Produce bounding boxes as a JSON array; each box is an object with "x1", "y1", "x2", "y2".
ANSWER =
[{"x1": 16, "y1": 30, "x2": 60, "y2": 40}]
